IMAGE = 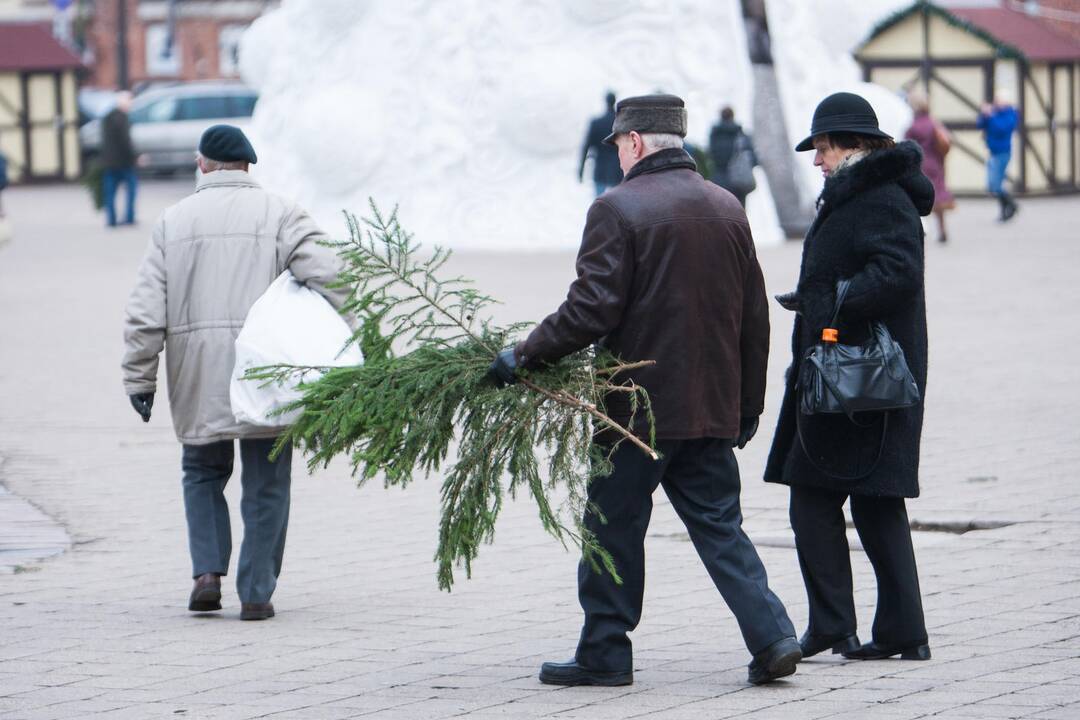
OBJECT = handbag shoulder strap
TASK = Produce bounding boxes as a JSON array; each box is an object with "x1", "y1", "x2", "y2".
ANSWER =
[
  {"x1": 797, "y1": 410, "x2": 889, "y2": 483},
  {"x1": 828, "y1": 279, "x2": 852, "y2": 329}
]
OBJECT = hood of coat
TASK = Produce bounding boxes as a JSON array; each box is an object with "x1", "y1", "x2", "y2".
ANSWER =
[
  {"x1": 819, "y1": 140, "x2": 934, "y2": 217},
  {"x1": 195, "y1": 169, "x2": 260, "y2": 192}
]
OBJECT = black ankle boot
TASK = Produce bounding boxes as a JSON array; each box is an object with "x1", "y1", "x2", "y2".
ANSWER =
[
  {"x1": 1002, "y1": 193, "x2": 1018, "y2": 221},
  {"x1": 799, "y1": 631, "x2": 861, "y2": 659},
  {"x1": 842, "y1": 641, "x2": 931, "y2": 661}
]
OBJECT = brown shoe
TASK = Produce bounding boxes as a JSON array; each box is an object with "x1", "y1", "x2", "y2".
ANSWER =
[
  {"x1": 188, "y1": 573, "x2": 222, "y2": 612},
  {"x1": 240, "y1": 602, "x2": 275, "y2": 621}
]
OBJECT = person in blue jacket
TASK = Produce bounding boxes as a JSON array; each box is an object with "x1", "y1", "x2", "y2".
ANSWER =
[{"x1": 977, "y1": 91, "x2": 1019, "y2": 221}]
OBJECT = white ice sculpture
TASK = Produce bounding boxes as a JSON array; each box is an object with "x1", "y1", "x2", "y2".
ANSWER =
[
  {"x1": 239, "y1": 0, "x2": 785, "y2": 250},
  {"x1": 767, "y1": 0, "x2": 916, "y2": 205}
]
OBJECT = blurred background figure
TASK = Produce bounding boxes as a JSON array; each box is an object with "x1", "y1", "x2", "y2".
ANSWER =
[
  {"x1": 977, "y1": 90, "x2": 1019, "y2": 223},
  {"x1": 579, "y1": 91, "x2": 623, "y2": 196},
  {"x1": 742, "y1": 0, "x2": 773, "y2": 64},
  {"x1": 905, "y1": 89, "x2": 954, "y2": 244},
  {"x1": 101, "y1": 91, "x2": 138, "y2": 227},
  {"x1": 708, "y1": 106, "x2": 758, "y2": 208},
  {"x1": 0, "y1": 142, "x2": 7, "y2": 218}
]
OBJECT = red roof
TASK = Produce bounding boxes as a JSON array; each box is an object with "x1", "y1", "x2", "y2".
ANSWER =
[
  {"x1": 951, "y1": 6, "x2": 1080, "y2": 62},
  {"x1": 0, "y1": 23, "x2": 82, "y2": 72}
]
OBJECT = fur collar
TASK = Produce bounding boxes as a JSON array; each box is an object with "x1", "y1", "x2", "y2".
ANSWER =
[{"x1": 818, "y1": 141, "x2": 934, "y2": 216}]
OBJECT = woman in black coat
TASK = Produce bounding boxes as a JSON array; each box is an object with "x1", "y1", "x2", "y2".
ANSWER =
[{"x1": 765, "y1": 92, "x2": 934, "y2": 662}]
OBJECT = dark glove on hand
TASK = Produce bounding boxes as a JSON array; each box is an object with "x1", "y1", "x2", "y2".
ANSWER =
[
  {"x1": 129, "y1": 393, "x2": 154, "y2": 422},
  {"x1": 735, "y1": 416, "x2": 759, "y2": 450},
  {"x1": 775, "y1": 292, "x2": 801, "y2": 313},
  {"x1": 488, "y1": 348, "x2": 519, "y2": 388}
]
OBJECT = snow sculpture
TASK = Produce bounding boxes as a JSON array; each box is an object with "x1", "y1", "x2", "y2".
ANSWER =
[{"x1": 239, "y1": 0, "x2": 784, "y2": 249}]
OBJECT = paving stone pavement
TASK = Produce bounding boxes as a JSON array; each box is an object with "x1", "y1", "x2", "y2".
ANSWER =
[{"x1": 0, "y1": 179, "x2": 1078, "y2": 720}]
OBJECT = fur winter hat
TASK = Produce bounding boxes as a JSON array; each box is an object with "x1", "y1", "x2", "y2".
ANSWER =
[{"x1": 603, "y1": 94, "x2": 687, "y2": 145}]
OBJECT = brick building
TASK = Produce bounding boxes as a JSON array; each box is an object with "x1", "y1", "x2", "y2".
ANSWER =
[{"x1": 84, "y1": 0, "x2": 277, "y2": 90}]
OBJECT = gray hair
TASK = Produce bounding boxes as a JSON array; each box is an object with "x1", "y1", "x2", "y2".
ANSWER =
[
  {"x1": 197, "y1": 152, "x2": 247, "y2": 172},
  {"x1": 640, "y1": 133, "x2": 684, "y2": 151}
]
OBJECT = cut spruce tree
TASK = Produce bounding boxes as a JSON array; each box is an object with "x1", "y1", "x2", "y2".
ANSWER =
[{"x1": 248, "y1": 202, "x2": 656, "y2": 591}]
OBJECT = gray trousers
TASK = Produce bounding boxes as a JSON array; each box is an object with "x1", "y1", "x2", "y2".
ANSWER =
[{"x1": 181, "y1": 438, "x2": 292, "y2": 604}]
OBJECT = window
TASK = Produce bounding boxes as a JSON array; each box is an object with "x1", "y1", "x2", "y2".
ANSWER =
[
  {"x1": 219, "y1": 25, "x2": 248, "y2": 76},
  {"x1": 175, "y1": 96, "x2": 231, "y2": 121},
  {"x1": 129, "y1": 97, "x2": 178, "y2": 124},
  {"x1": 145, "y1": 24, "x2": 181, "y2": 77},
  {"x1": 227, "y1": 94, "x2": 258, "y2": 118}
]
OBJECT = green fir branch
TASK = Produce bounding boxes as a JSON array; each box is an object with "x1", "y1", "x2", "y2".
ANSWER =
[{"x1": 247, "y1": 200, "x2": 656, "y2": 591}]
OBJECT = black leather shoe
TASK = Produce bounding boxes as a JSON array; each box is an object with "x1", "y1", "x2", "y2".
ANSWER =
[
  {"x1": 799, "y1": 631, "x2": 860, "y2": 659},
  {"x1": 842, "y1": 641, "x2": 931, "y2": 661},
  {"x1": 188, "y1": 573, "x2": 221, "y2": 612},
  {"x1": 538, "y1": 659, "x2": 632, "y2": 686},
  {"x1": 748, "y1": 637, "x2": 802, "y2": 685}
]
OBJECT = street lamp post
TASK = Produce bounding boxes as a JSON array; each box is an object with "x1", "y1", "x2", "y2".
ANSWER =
[{"x1": 116, "y1": 0, "x2": 129, "y2": 90}]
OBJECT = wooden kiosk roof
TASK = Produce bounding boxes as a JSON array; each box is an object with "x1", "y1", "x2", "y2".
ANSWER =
[
  {"x1": 0, "y1": 23, "x2": 82, "y2": 72},
  {"x1": 863, "y1": 1, "x2": 1080, "y2": 62}
]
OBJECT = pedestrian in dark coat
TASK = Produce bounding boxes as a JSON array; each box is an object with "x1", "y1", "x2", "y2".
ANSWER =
[
  {"x1": 100, "y1": 91, "x2": 139, "y2": 227},
  {"x1": 578, "y1": 92, "x2": 623, "y2": 196},
  {"x1": 490, "y1": 94, "x2": 800, "y2": 688},
  {"x1": 766, "y1": 92, "x2": 934, "y2": 664},
  {"x1": 0, "y1": 147, "x2": 8, "y2": 218},
  {"x1": 708, "y1": 106, "x2": 758, "y2": 208}
]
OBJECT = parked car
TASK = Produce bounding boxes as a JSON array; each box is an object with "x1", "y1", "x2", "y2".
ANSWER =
[{"x1": 80, "y1": 82, "x2": 258, "y2": 172}]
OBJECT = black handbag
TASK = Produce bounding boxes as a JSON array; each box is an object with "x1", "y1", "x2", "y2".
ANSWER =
[{"x1": 797, "y1": 279, "x2": 920, "y2": 480}]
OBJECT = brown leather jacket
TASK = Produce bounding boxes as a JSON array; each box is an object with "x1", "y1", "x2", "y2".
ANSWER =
[{"x1": 518, "y1": 148, "x2": 769, "y2": 440}]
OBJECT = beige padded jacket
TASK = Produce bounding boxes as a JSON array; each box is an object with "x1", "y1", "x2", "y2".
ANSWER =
[{"x1": 122, "y1": 170, "x2": 349, "y2": 445}]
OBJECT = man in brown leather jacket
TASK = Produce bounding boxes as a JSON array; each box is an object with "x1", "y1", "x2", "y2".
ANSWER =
[{"x1": 490, "y1": 95, "x2": 799, "y2": 687}]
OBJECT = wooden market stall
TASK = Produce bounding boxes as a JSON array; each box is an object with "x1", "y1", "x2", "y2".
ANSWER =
[
  {"x1": 0, "y1": 22, "x2": 82, "y2": 183},
  {"x1": 855, "y1": 1, "x2": 1080, "y2": 196}
]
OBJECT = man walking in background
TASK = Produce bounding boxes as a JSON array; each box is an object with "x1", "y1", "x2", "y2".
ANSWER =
[
  {"x1": 101, "y1": 91, "x2": 139, "y2": 227},
  {"x1": 579, "y1": 91, "x2": 623, "y2": 196},
  {"x1": 977, "y1": 90, "x2": 1019, "y2": 222},
  {"x1": 122, "y1": 125, "x2": 349, "y2": 621},
  {"x1": 491, "y1": 95, "x2": 799, "y2": 687}
]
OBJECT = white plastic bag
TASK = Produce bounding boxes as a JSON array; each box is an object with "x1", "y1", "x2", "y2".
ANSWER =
[{"x1": 230, "y1": 270, "x2": 361, "y2": 427}]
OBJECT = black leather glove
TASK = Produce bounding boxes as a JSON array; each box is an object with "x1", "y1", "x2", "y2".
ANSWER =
[
  {"x1": 129, "y1": 393, "x2": 154, "y2": 423},
  {"x1": 775, "y1": 291, "x2": 801, "y2": 313},
  {"x1": 488, "y1": 348, "x2": 519, "y2": 388},
  {"x1": 735, "y1": 416, "x2": 759, "y2": 450}
]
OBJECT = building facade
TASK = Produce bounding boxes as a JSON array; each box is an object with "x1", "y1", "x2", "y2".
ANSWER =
[
  {"x1": 857, "y1": 1, "x2": 1080, "y2": 195},
  {"x1": 84, "y1": 0, "x2": 277, "y2": 90}
]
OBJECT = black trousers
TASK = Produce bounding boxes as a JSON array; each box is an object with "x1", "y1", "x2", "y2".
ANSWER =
[
  {"x1": 575, "y1": 438, "x2": 795, "y2": 671},
  {"x1": 789, "y1": 485, "x2": 927, "y2": 646}
]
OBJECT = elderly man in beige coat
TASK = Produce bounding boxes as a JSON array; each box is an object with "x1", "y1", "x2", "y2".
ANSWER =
[{"x1": 122, "y1": 125, "x2": 348, "y2": 620}]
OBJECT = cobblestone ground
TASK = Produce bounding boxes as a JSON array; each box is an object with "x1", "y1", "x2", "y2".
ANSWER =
[{"x1": 1, "y1": 179, "x2": 1078, "y2": 720}]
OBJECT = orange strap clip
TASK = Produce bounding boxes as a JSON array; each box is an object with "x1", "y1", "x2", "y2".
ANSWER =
[{"x1": 821, "y1": 328, "x2": 839, "y2": 343}]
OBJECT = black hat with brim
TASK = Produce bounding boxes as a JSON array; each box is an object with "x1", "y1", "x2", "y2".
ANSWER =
[
  {"x1": 199, "y1": 124, "x2": 258, "y2": 164},
  {"x1": 602, "y1": 94, "x2": 687, "y2": 145},
  {"x1": 794, "y1": 91, "x2": 892, "y2": 152}
]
